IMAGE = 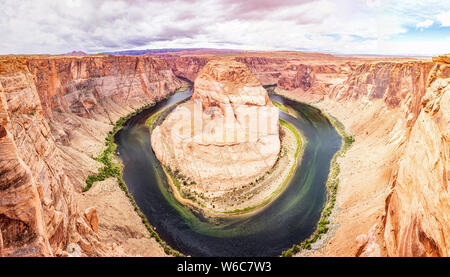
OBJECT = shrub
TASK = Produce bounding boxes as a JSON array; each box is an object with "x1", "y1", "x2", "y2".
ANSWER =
[{"x1": 82, "y1": 99, "x2": 184, "y2": 257}]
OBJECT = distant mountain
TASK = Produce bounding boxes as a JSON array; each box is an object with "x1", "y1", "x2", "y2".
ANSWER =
[
  {"x1": 62, "y1": 51, "x2": 87, "y2": 55},
  {"x1": 98, "y1": 48, "x2": 242, "y2": 56}
]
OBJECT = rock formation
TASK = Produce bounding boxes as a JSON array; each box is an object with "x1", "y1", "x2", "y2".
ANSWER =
[
  {"x1": 0, "y1": 57, "x2": 99, "y2": 256},
  {"x1": 151, "y1": 58, "x2": 280, "y2": 192},
  {"x1": 0, "y1": 55, "x2": 182, "y2": 256},
  {"x1": 311, "y1": 57, "x2": 448, "y2": 257},
  {"x1": 382, "y1": 59, "x2": 449, "y2": 257}
]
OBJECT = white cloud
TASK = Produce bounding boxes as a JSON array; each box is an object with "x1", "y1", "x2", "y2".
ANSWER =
[
  {"x1": 0, "y1": 0, "x2": 448, "y2": 56},
  {"x1": 416, "y1": 19, "x2": 434, "y2": 28},
  {"x1": 437, "y1": 11, "x2": 450, "y2": 26}
]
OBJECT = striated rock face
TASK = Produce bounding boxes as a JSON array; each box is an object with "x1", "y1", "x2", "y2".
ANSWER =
[
  {"x1": 330, "y1": 62, "x2": 434, "y2": 111},
  {"x1": 313, "y1": 57, "x2": 448, "y2": 257},
  {"x1": 26, "y1": 55, "x2": 183, "y2": 189},
  {"x1": 0, "y1": 58, "x2": 99, "y2": 256},
  {"x1": 1, "y1": 50, "x2": 448, "y2": 257},
  {"x1": 382, "y1": 61, "x2": 449, "y2": 257},
  {"x1": 162, "y1": 56, "x2": 210, "y2": 82},
  {"x1": 153, "y1": 52, "x2": 344, "y2": 87},
  {"x1": 27, "y1": 55, "x2": 182, "y2": 120},
  {"x1": 277, "y1": 62, "x2": 356, "y2": 101},
  {"x1": 151, "y1": 59, "x2": 280, "y2": 190},
  {"x1": 0, "y1": 55, "x2": 182, "y2": 256}
]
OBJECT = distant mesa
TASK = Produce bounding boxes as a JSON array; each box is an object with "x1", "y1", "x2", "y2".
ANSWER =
[{"x1": 62, "y1": 51, "x2": 87, "y2": 55}]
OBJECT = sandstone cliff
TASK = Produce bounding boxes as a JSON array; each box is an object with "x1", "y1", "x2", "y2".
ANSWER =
[
  {"x1": 382, "y1": 59, "x2": 449, "y2": 257},
  {"x1": 308, "y1": 58, "x2": 448, "y2": 257},
  {"x1": 151, "y1": 58, "x2": 280, "y2": 192},
  {"x1": 0, "y1": 57, "x2": 100, "y2": 256},
  {"x1": 277, "y1": 62, "x2": 357, "y2": 102},
  {"x1": 0, "y1": 55, "x2": 182, "y2": 256},
  {"x1": 155, "y1": 53, "x2": 449, "y2": 256},
  {"x1": 27, "y1": 55, "x2": 182, "y2": 189},
  {"x1": 150, "y1": 52, "x2": 349, "y2": 87}
]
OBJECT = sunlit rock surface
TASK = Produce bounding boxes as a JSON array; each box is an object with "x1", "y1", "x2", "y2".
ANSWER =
[{"x1": 151, "y1": 59, "x2": 280, "y2": 191}]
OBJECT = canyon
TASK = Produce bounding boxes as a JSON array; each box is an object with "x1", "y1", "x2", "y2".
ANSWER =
[{"x1": 0, "y1": 51, "x2": 448, "y2": 257}]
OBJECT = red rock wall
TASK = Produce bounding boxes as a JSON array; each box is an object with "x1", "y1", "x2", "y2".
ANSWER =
[
  {"x1": 330, "y1": 62, "x2": 434, "y2": 112},
  {"x1": 382, "y1": 60, "x2": 449, "y2": 257},
  {"x1": 27, "y1": 55, "x2": 182, "y2": 120},
  {"x1": 159, "y1": 55, "x2": 293, "y2": 86},
  {"x1": 0, "y1": 58, "x2": 79, "y2": 256},
  {"x1": 0, "y1": 55, "x2": 183, "y2": 256},
  {"x1": 330, "y1": 58, "x2": 448, "y2": 257}
]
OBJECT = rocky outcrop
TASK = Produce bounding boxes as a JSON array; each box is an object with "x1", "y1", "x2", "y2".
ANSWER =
[
  {"x1": 382, "y1": 60, "x2": 449, "y2": 257},
  {"x1": 151, "y1": 58, "x2": 279, "y2": 191},
  {"x1": 1, "y1": 50, "x2": 448, "y2": 257},
  {"x1": 0, "y1": 57, "x2": 99, "y2": 256},
  {"x1": 311, "y1": 57, "x2": 448, "y2": 257},
  {"x1": 330, "y1": 62, "x2": 434, "y2": 112},
  {"x1": 277, "y1": 62, "x2": 356, "y2": 101},
  {"x1": 0, "y1": 55, "x2": 182, "y2": 256},
  {"x1": 26, "y1": 55, "x2": 183, "y2": 189}
]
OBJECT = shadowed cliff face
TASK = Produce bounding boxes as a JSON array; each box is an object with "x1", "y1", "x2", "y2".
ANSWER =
[{"x1": 0, "y1": 56, "x2": 182, "y2": 256}]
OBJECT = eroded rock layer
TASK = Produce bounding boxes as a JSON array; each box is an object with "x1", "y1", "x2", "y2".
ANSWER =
[
  {"x1": 310, "y1": 58, "x2": 448, "y2": 257},
  {"x1": 151, "y1": 59, "x2": 280, "y2": 191},
  {"x1": 382, "y1": 60, "x2": 449, "y2": 257},
  {"x1": 0, "y1": 55, "x2": 182, "y2": 256},
  {"x1": 0, "y1": 58, "x2": 99, "y2": 256}
]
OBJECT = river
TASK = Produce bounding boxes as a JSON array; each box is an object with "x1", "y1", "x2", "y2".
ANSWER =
[{"x1": 114, "y1": 88, "x2": 341, "y2": 257}]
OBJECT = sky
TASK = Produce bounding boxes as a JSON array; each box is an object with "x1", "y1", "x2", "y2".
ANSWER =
[{"x1": 0, "y1": 0, "x2": 449, "y2": 56}]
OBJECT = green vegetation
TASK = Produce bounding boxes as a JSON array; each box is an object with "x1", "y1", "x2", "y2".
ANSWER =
[
  {"x1": 271, "y1": 100, "x2": 289, "y2": 113},
  {"x1": 82, "y1": 107, "x2": 150, "y2": 192},
  {"x1": 145, "y1": 110, "x2": 163, "y2": 131},
  {"x1": 326, "y1": 114, "x2": 355, "y2": 155},
  {"x1": 281, "y1": 112, "x2": 355, "y2": 257},
  {"x1": 83, "y1": 90, "x2": 187, "y2": 257},
  {"x1": 175, "y1": 81, "x2": 191, "y2": 93},
  {"x1": 164, "y1": 166, "x2": 207, "y2": 209}
]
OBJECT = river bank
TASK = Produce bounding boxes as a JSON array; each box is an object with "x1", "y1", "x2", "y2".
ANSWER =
[
  {"x1": 80, "y1": 88, "x2": 190, "y2": 257},
  {"x1": 150, "y1": 116, "x2": 303, "y2": 217}
]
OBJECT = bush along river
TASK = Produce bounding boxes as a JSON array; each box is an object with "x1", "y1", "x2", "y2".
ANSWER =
[{"x1": 113, "y1": 87, "x2": 342, "y2": 257}]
